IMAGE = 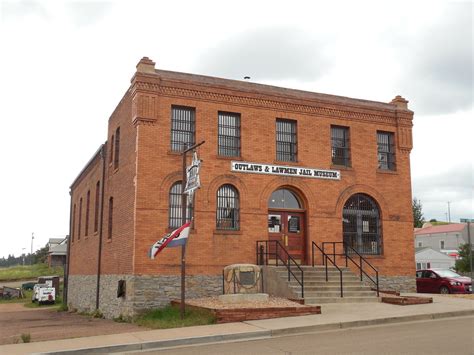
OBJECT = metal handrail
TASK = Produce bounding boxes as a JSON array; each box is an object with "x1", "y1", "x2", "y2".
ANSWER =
[
  {"x1": 256, "y1": 240, "x2": 304, "y2": 298},
  {"x1": 321, "y1": 241, "x2": 379, "y2": 297},
  {"x1": 311, "y1": 242, "x2": 343, "y2": 297}
]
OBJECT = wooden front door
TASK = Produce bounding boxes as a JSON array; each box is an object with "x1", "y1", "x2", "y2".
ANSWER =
[{"x1": 268, "y1": 211, "x2": 305, "y2": 263}]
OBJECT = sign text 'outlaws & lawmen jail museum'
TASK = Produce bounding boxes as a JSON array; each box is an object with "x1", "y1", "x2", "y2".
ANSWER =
[{"x1": 231, "y1": 162, "x2": 341, "y2": 180}]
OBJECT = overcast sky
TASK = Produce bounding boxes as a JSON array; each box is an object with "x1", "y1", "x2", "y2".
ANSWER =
[{"x1": 0, "y1": 0, "x2": 472, "y2": 258}]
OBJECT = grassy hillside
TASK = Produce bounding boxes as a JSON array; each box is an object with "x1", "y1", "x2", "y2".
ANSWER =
[{"x1": 0, "y1": 264, "x2": 63, "y2": 281}]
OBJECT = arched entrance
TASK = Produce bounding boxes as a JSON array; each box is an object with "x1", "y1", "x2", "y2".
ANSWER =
[{"x1": 267, "y1": 188, "x2": 306, "y2": 263}]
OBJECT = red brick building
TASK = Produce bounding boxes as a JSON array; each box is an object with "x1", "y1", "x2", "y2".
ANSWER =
[{"x1": 67, "y1": 57, "x2": 415, "y2": 317}]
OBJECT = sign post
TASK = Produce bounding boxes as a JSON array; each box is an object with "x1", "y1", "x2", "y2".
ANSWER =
[{"x1": 180, "y1": 141, "x2": 205, "y2": 319}]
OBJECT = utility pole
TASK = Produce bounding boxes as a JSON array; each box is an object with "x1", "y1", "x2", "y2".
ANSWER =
[
  {"x1": 447, "y1": 201, "x2": 451, "y2": 223},
  {"x1": 31, "y1": 232, "x2": 34, "y2": 264}
]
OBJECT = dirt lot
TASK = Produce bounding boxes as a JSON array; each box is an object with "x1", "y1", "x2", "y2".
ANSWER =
[{"x1": 0, "y1": 303, "x2": 144, "y2": 345}]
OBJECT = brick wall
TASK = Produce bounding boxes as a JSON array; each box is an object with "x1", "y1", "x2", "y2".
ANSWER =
[{"x1": 69, "y1": 57, "x2": 415, "y2": 291}]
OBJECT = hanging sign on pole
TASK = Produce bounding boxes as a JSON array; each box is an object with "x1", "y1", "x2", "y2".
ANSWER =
[{"x1": 184, "y1": 151, "x2": 201, "y2": 195}]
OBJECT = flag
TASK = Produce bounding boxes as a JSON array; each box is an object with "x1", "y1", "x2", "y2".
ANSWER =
[{"x1": 148, "y1": 221, "x2": 192, "y2": 259}]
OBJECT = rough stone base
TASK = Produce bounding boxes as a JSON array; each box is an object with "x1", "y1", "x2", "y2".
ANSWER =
[
  {"x1": 68, "y1": 274, "x2": 221, "y2": 319},
  {"x1": 68, "y1": 275, "x2": 97, "y2": 313},
  {"x1": 364, "y1": 275, "x2": 416, "y2": 293}
]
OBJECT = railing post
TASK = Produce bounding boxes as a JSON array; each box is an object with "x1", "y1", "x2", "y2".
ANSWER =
[
  {"x1": 376, "y1": 272, "x2": 379, "y2": 297},
  {"x1": 359, "y1": 256, "x2": 363, "y2": 281},
  {"x1": 287, "y1": 257, "x2": 290, "y2": 282},
  {"x1": 275, "y1": 242, "x2": 279, "y2": 267},
  {"x1": 344, "y1": 244, "x2": 348, "y2": 268},
  {"x1": 301, "y1": 271, "x2": 304, "y2": 299},
  {"x1": 325, "y1": 255, "x2": 328, "y2": 282},
  {"x1": 311, "y1": 243, "x2": 314, "y2": 267},
  {"x1": 340, "y1": 271, "x2": 343, "y2": 298},
  {"x1": 333, "y1": 242, "x2": 336, "y2": 263}
]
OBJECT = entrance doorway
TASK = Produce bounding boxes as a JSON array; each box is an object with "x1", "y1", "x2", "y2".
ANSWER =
[{"x1": 267, "y1": 188, "x2": 306, "y2": 263}]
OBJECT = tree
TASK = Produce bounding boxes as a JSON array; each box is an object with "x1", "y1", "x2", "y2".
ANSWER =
[
  {"x1": 455, "y1": 243, "x2": 473, "y2": 273},
  {"x1": 412, "y1": 197, "x2": 424, "y2": 228}
]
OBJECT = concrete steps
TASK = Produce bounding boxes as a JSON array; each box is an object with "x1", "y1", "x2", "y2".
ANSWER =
[{"x1": 274, "y1": 266, "x2": 379, "y2": 304}]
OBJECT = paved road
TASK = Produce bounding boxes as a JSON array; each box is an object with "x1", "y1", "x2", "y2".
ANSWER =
[{"x1": 134, "y1": 316, "x2": 474, "y2": 355}]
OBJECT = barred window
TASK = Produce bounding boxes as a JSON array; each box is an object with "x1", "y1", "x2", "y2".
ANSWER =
[
  {"x1": 343, "y1": 194, "x2": 382, "y2": 255},
  {"x1": 94, "y1": 181, "x2": 100, "y2": 233},
  {"x1": 109, "y1": 135, "x2": 114, "y2": 164},
  {"x1": 114, "y1": 127, "x2": 120, "y2": 169},
  {"x1": 168, "y1": 182, "x2": 193, "y2": 228},
  {"x1": 276, "y1": 119, "x2": 297, "y2": 162},
  {"x1": 171, "y1": 106, "x2": 195, "y2": 152},
  {"x1": 216, "y1": 184, "x2": 240, "y2": 230},
  {"x1": 108, "y1": 197, "x2": 113, "y2": 239},
  {"x1": 78, "y1": 198, "x2": 82, "y2": 240},
  {"x1": 377, "y1": 131, "x2": 396, "y2": 170},
  {"x1": 331, "y1": 126, "x2": 351, "y2": 167},
  {"x1": 218, "y1": 112, "x2": 241, "y2": 157},
  {"x1": 85, "y1": 190, "x2": 90, "y2": 236}
]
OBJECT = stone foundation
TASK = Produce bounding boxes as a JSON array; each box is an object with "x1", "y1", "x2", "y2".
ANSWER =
[
  {"x1": 363, "y1": 275, "x2": 416, "y2": 293},
  {"x1": 67, "y1": 274, "x2": 222, "y2": 319}
]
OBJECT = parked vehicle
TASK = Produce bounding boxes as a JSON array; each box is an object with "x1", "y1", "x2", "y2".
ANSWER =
[
  {"x1": 416, "y1": 269, "x2": 472, "y2": 294},
  {"x1": 32, "y1": 283, "x2": 56, "y2": 305},
  {"x1": 21, "y1": 282, "x2": 35, "y2": 290}
]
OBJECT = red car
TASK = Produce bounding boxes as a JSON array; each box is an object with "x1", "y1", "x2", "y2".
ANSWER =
[{"x1": 416, "y1": 269, "x2": 472, "y2": 294}]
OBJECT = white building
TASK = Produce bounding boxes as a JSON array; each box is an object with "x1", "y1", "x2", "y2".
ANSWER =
[
  {"x1": 414, "y1": 223, "x2": 472, "y2": 257},
  {"x1": 415, "y1": 247, "x2": 455, "y2": 270}
]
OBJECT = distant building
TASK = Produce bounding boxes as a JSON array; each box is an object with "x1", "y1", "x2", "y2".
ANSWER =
[
  {"x1": 415, "y1": 247, "x2": 455, "y2": 270},
  {"x1": 414, "y1": 223, "x2": 473, "y2": 258},
  {"x1": 47, "y1": 237, "x2": 67, "y2": 268}
]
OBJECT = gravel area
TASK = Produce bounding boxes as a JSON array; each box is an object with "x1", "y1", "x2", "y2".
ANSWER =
[{"x1": 186, "y1": 296, "x2": 306, "y2": 309}]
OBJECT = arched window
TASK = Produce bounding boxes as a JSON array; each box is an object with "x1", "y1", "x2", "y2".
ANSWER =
[
  {"x1": 78, "y1": 198, "x2": 82, "y2": 240},
  {"x1": 343, "y1": 194, "x2": 381, "y2": 255},
  {"x1": 268, "y1": 188, "x2": 301, "y2": 209},
  {"x1": 108, "y1": 197, "x2": 113, "y2": 239},
  {"x1": 85, "y1": 190, "x2": 90, "y2": 236},
  {"x1": 169, "y1": 182, "x2": 193, "y2": 228},
  {"x1": 216, "y1": 184, "x2": 240, "y2": 230}
]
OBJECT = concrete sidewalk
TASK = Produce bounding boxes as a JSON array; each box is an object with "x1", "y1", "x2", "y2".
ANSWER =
[{"x1": 1, "y1": 294, "x2": 472, "y2": 355}]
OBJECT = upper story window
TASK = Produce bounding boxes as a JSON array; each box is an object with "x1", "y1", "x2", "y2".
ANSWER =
[
  {"x1": 331, "y1": 126, "x2": 351, "y2": 167},
  {"x1": 94, "y1": 181, "x2": 100, "y2": 233},
  {"x1": 168, "y1": 181, "x2": 194, "y2": 228},
  {"x1": 108, "y1": 197, "x2": 113, "y2": 239},
  {"x1": 216, "y1": 184, "x2": 240, "y2": 230},
  {"x1": 171, "y1": 106, "x2": 195, "y2": 152},
  {"x1": 377, "y1": 131, "x2": 396, "y2": 171},
  {"x1": 85, "y1": 190, "x2": 90, "y2": 236},
  {"x1": 218, "y1": 111, "x2": 241, "y2": 157},
  {"x1": 114, "y1": 127, "x2": 120, "y2": 169},
  {"x1": 109, "y1": 135, "x2": 114, "y2": 165},
  {"x1": 276, "y1": 119, "x2": 297, "y2": 162},
  {"x1": 78, "y1": 198, "x2": 83, "y2": 240}
]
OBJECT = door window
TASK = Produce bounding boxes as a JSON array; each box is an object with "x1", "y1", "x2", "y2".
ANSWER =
[
  {"x1": 268, "y1": 214, "x2": 282, "y2": 233},
  {"x1": 288, "y1": 215, "x2": 301, "y2": 233}
]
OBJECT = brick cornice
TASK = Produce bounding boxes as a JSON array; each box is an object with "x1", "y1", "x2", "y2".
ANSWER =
[{"x1": 132, "y1": 80, "x2": 406, "y2": 126}]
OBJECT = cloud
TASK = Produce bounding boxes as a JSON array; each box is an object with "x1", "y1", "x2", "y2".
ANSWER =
[
  {"x1": 64, "y1": 1, "x2": 112, "y2": 27},
  {"x1": 412, "y1": 164, "x2": 473, "y2": 221},
  {"x1": 396, "y1": 3, "x2": 473, "y2": 115},
  {"x1": 194, "y1": 27, "x2": 331, "y2": 81},
  {"x1": 1, "y1": 0, "x2": 48, "y2": 21}
]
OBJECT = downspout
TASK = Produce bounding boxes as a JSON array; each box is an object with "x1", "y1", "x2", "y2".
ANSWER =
[
  {"x1": 64, "y1": 189, "x2": 73, "y2": 306},
  {"x1": 96, "y1": 144, "x2": 107, "y2": 310}
]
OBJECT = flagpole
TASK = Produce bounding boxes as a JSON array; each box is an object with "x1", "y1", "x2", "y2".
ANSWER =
[{"x1": 180, "y1": 140, "x2": 205, "y2": 319}]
